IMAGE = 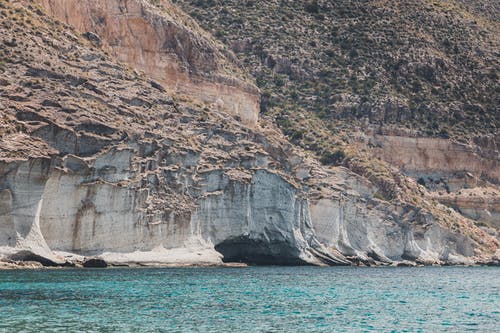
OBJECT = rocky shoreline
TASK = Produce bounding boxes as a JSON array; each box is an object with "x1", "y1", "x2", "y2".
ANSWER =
[
  {"x1": 2, "y1": 250, "x2": 498, "y2": 270},
  {"x1": 3, "y1": 261, "x2": 499, "y2": 271}
]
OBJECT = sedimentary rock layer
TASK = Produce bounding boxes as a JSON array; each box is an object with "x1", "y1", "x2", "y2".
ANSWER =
[
  {"x1": 371, "y1": 135, "x2": 499, "y2": 186},
  {"x1": 0, "y1": 0, "x2": 497, "y2": 268},
  {"x1": 36, "y1": 0, "x2": 260, "y2": 126},
  {"x1": 0, "y1": 147, "x2": 482, "y2": 267}
]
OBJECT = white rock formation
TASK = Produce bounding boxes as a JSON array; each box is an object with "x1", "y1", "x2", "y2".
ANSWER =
[{"x1": 0, "y1": 142, "x2": 482, "y2": 266}]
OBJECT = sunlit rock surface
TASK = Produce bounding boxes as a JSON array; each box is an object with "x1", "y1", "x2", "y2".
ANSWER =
[
  {"x1": 0, "y1": 0, "x2": 497, "y2": 268},
  {"x1": 37, "y1": 0, "x2": 260, "y2": 126}
]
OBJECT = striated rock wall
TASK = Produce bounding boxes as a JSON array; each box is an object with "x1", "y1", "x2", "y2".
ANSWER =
[
  {"x1": 36, "y1": 0, "x2": 260, "y2": 126},
  {"x1": 368, "y1": 134, "x2": 499, "y2": 230},
  {"x1": 432, "y1": 188, "x2": 500, "y2": 230},
  {"x1": 371, "y1": 135, "x2": 499, "y2": 186},
  {"x1": 1, "y1": 148, "x2": 481, "y2": 266},
  {"x1": 310, "y1": 198, "x2": 475, "y2": 264},
  {"x1": 0, "y1": 150, "x2": 346, "y2": 266}
]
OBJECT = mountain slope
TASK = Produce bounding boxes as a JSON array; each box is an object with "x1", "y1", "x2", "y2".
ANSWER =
[
  {"x1": 175, "y1": 0, "x2": 500, "y2": 232},
  {"x1": 176, "y1": 0, "x2": 499, "y2": 136},
  {"x1": 0, "y1": 0, "x2": 497, "y2": 268},
  {"x1": 37, "y1": 0, "x2": 260, "y2": 126}
]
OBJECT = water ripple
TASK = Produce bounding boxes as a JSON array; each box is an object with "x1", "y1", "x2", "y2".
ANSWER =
[{"x1": 0, "y1": 266, "x2": 499, "y2": 332}]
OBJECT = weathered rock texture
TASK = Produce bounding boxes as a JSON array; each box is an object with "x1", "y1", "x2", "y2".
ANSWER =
[
  {"x1": 431, "y1": 188, "x2": 500, "y2": 230},
  {"x1": 36, "y1": 0, "x2": 260, "y2": 126},
  {"x1": 364, "y1": 132, "x2": 499, "y2": 233},
  {"x1": 370, "y1": 135, "x2": 499, "y2": 188},
  {"x1": 0, "y1": 0, "x2": 497, "y2": 268},
  {"x1": 173, "y1": 0, "x2": 499, "y2": 239}
]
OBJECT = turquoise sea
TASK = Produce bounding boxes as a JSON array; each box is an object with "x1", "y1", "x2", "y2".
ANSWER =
[{"x1": 0, "y1": 266, "x2": 498, "y2": 332}]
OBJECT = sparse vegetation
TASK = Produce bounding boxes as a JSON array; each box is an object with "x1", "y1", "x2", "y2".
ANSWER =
[
  {"x1": 320, "y1": 149, "x2": 345, "y2": 166},
  {"x1": 176, "y1": 0, "x2": 499, "y2": 143},
  {"x1": 0, "y1": 0, "x2": 497, "y2": 263}
]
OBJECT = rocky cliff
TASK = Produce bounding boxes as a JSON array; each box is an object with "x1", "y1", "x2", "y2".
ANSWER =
[
  {"x1": 37, "y1": 0, "x2": 259, "y2": 126},
  {"x1": 176, "y1": 0, "x2": 500, "y2": 238},
  {"x1": 364, "y1": 131, "x2": 499, "y2": 234},
  {"x1": 369, "y1": 134, "x2": 499, "y2": 187},
  {"x1": 0, "y1": 0, "x2": 498, "y2": 268}
]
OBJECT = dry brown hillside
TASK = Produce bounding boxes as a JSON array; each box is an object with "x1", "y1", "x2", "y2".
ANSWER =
[
  {"x1": 175, "y1": 0, "x2": 500, "y2": 233},
  {"x1": 175, "y1": 0, "x2": 499, "y2": 138}
]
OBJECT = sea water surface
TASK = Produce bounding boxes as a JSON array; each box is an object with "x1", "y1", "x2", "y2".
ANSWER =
[{"x1": 0, "y1": 266, "x2": 498, "y2": 332}]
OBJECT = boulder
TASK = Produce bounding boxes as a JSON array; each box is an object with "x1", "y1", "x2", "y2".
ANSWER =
[
  {"x1": 8, "y1": 250, "x2": 60, "y2": 267},
  {"x1": 83, "y1": 258, "x2": 108, "y2": 268}
]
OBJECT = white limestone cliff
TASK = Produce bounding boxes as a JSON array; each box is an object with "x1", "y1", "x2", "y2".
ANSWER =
[{"x1": 0, "y1": 143, "x2": 485, "y2": 267}]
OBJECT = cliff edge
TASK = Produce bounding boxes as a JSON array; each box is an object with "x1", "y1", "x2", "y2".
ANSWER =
[
  {"x1": 37, "y1": 0, "x2": 260, "y2": 126},
  {"x1": 0, "y1": 0, "x2": 497, "y2": 268}
]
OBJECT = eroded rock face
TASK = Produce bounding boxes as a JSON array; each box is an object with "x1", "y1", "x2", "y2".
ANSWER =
[
  {"x1": 83, "y1": 258, "x2": 108, "y2": 268},
  {"x1": 0, "y1": 148, "x2": 344, "y2": 266},
  {"x1": 3, "y1": 145, "x2": 479, "y2": 266},
  {"x1": 194, "y1": 170, "x2": 329, "y2": 265},
  {"x1": 310, "y1": 198, "x2": 474, "y2": 264},
  {"x1": 0, "y1": 140, "x2": 494, "y2": 266},
  {"x1": 367, "y1": 133, "x2": 499, "y2": 231},
  {"x1": 371, "y1": 135, "x2": 499, "y2": 187},
  {"x1": 0, "y1": 0, "x2": 497, "y2": 267},
  {"x1": 432, "y1": 188, "x2": 500, "y2": 230},
  {"x1": 36, "y1": 0, "x2": 260, "y2": 126}
]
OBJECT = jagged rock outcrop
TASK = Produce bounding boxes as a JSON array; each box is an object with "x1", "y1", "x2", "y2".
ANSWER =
[
  {"x1": 36, "y1": 0, "x2": 260, "y2": 126},
  {"x1": 83, "y1": 258, "x2": 108, "y2": 268},
  {"x1": 0, "y1": 0, "x2": 497, "y2": 268}
]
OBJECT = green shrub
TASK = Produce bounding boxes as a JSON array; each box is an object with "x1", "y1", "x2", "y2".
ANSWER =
[
  {"x1": 304, "y1": 1, "x2": 319, "y2": 14},
  {"x1": 320, "y1": 149, "x2": 345, "y2": 166},
  {"x1": 373, "y1": 191, "x2": 386, "y2": 201}
]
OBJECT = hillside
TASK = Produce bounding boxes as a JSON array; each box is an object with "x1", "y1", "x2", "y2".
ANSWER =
[
  {"x1": 175, "y1": 0, "x2": 499, "y2": 137},
  {"x1": 176, "y1": 0, "x2": 500, "y2": 230},
  {"x1": 0, "y1": 0, "x2": 498, "y2": 268}
]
